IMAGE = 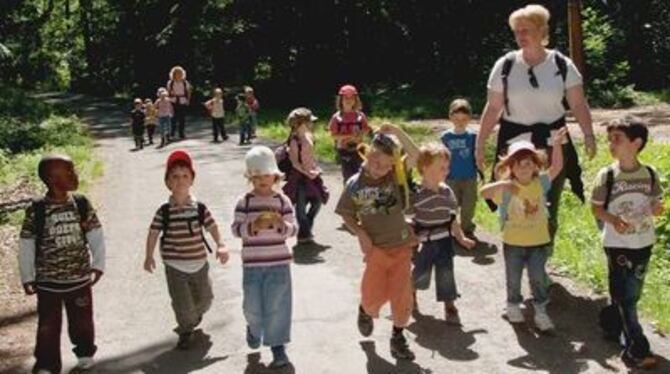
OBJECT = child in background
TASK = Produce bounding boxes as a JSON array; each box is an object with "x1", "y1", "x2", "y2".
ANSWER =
[
  {"x1": 335, "y1": 124, "x2": 419, "y2": 361},
  {"x1": 204, "y1": 87, "x2": 228, "y2": 142},
  {"x1": 244, "y1": 86, "x2": 260, "y2": 138},
  {"x1": 144, "y1": 98, "x2": 158, "y2": 145},
  {"x1": 591, "y1": 117, "x2": 664, "y2": 369},
  {"x1": 480, "y1": 128, "x2": 567, "y2": 332},
  {"x1": 155, "y1": 87, "x2": 173, "y2": 147},
  {"x1": 18, "y1": 154, "x2": 106, "y2": 374},
  {"x1": 231, "y1": 146, "x2": 297, "y2": 369},
  {"x1": 282, "y1": 107, "x2": 328, "y2": 244},
  {"x1": 411, "y1": 143, "x2": 476, "y2": 324},
  {"x1": 329, "y1": 84, "x2": 370, "y2": 184},
  {"x1": 441, "y1": 99, "x2": 479, "y2": 237},
  {"x1": 144, "y1": 150, "x2": 228, "y2": 350},
  {"x1": 130, "y1": 98, "x2": 145, "y2": 150}
]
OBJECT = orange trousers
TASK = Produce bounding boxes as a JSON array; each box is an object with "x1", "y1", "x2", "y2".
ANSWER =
[{"x1": 360, "y1": 245, "x2": 414, "y2": 327}]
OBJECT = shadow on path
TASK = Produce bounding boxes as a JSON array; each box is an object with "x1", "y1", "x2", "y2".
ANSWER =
[
  {"x1": 94, "y1": 330, "x2": 227, "y2": 373},
  {"x1": 359, "y1": 341, "x2": 432, "y2": 374},
  {"x1": 407, "y1": 312, "x2": 486, "y2": 362}
]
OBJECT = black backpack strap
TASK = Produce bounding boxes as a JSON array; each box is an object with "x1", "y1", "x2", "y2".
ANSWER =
[
  {"x1": 603, "y1": 167, "x2": 615, "y2": 211},
  {"x1": 501, "y1": 52, "x2": 515, "y2": 116},
  {"x1": 72, "y1": 194, "x2": 91, "y2": 243},
  {"x1": 197, "y1": 202, "x2": 213, "y2": 254},
  {"x1": 159, "y1": 203, "x2": 170, "y2": 247},
  {"x1": 32, "y1": 198, "x2": 47, "y2": 255},
  {"x1": 554, "y1": 51, "x2": 570, "y2": 110}
]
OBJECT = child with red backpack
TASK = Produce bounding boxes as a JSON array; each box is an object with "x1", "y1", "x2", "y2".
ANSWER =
[
  {"x1": 144, "y1": 150, "x2": 229, "y2": 350},
  {"x1": 18, "y1": 154, "x2": 106, "y2": 374},
  {"x1": 329, "y1": 84, "x2": 371, "y2": 184}
]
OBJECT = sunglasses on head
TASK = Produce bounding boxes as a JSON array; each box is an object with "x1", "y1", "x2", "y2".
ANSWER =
[{"x1": 371, "y1": 133, "x2": 397, "y2": 155}]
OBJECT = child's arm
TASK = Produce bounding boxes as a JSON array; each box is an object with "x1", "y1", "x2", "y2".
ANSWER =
[
  {"x1": 451, "y1": 219, "x2": 476, "y2": 250},
  {"x1": 341, "y1": 213, "x2": 373, "y2": 256},
  {"x1": 86, "y1": 224, "x2": 106, "y2": 285},
  {"x1": 144, "y1": 230, "x2": 159, "y2": 273},
  {"x1": 207, "y1": 224, "x2": 229, "y2": 265},
  {"x1": 652, "y1": 199, "x2": 665, "y2": 216},
  {"x1": 379, "y1": 123, "x2": 420, "y2": 168},
  {"x1": 480, "y1": 180, "x2": 514, "y2": 200},
  {"x1": 231, "y1": 197, "x2": 255, "y2": 238},
  {"x1": 591, "y1": 203, "x2": 630, "y2": 234},
  {"x1": 276, "y1": 195, "x2": 298, "y2": 238},
  {"x1": 548, "y1": 127, "x2": 568, "y2": 181},
  {"x1": 288, "y1": 138, "x2": 311, "y2": 176}
]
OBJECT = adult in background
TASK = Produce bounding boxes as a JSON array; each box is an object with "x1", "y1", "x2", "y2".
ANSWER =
[
  {"x1": 167, "y1": 66, "x2": 192, "y2": 140},
  {"x1": 475, "y1": 4, "x2": 596, "y2": 242}
]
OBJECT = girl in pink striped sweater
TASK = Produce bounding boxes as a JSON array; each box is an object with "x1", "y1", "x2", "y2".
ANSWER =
[{"x1": 231, "y1": 146, "x2": 297, "y2": 369}]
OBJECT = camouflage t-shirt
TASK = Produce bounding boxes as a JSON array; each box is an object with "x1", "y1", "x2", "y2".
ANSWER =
[
  {"x1": 20, "y1": 195, "x2": 101, "y2": 285},
  {"x1": 336, "y1": 171, "x2": 414, "y2": 248},
  {"x1": 592, "y1": 164, "x2": 663, "y2": 249}
]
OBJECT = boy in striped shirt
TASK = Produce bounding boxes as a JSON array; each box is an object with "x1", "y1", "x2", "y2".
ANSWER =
[
  {"x1": 231, "y1": 146, "x2": 297, "y2": 369},
  {"x1": 144, "y1": 150, "x2": 228, "y2": 350},
  {"x1": 411, "y1": 143, "x2": 476, "y2": 325}
]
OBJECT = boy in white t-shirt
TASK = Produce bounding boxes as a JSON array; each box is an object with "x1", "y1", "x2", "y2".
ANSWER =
[{"x1": 591, "y1": 116, "x2": 664, "y2": 370}]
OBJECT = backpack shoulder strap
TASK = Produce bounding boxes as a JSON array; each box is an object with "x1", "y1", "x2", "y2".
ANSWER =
[
  {"x1": 645, "y1": 165, "x2": 657, "y2": 190},
  {"x1": 244, "y1": 193, "x2": 253, "y2": 212},
  {"x1": 275, "y1": 194, "x2": 286, "y2": 212},
  {"x1": 554, "y1": 51, "x2": 570, "y2": 110},
  {"x1": 603, "y1": 166, "x2": 615, "y2": 211},
  {"x1": 72, "y1": 194, "x2": 90, "y2": 222},
  {"x1": 501, "y1": 52, "x2": 516, "y2": 116},
  {"x1": 32, "y1": 197, "x2": 47, "y2": 253},
  {"x1": 160, "y1": 203, "x2": 171, "y2": 232},
  {"x1": 196, "y1": 202, "x2": 213, "y2": 254}
]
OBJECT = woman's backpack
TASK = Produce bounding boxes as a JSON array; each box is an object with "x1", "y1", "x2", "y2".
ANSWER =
[{"x1": 275, "y1": 135, "x2": 301, "y2": 175}]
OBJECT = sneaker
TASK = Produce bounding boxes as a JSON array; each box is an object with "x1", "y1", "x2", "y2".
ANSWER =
[
  {"x1": 36, "y1": 370, "x2": 52, "y2": 374},
  {"x1": 246, "y1": 326, "x2": 260, "y2": 349},
  {"x1": 297, "y1": 236, "x2": 315, "y2": 245},
  {"x1": 506, "y1": 303, "x2": 525, "y2": 324},
  {"x1": 445, "y1": 305, "x2": 461, "y2": 325},
  {"x1": 357, "y1": 306, "x2": 374, "y2": 337},
  {"x1": 390, "y1": 333, "x2": 415, "y2": 361},
  {"x1": 176, "y1": 332, "x2": 194, "y2": 350},
  {"x1": 412, "y1": 292, "x2": 420, "y2": 316},
  {"x1": 533, "y1": 307, "x2": 555, "y2": 332},
  {"x1": 75, "y1": 357, "x2": 95, "y2": 370},
  {"x1": 269, "y1": 345, "x2": 290, "y2": 369}
]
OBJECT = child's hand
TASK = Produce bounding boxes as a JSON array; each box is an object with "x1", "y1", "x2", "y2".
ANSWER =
[
  {"x1": 552, "y1": 127, "x2": 568, "y2": 147},
  {"x1": 458, "y1": 237, "x2": 477, "y2": 250},
  {"x1": 651, "y1": 199, "x2": 665, "y2": 216},
  {"x1": 23, "y1": 282, "x2": 36, "y2": 296},
  {"x1": 144, "y1": 256, "x2": 156, "y2": 273},
  {"x1": 90, "y1": 269, "x2": 103, "y2": 286},
  {"x1": 216, "y1": 245, "x2": 230, "y2": 265},
  {"x1": 611, "y1": 216, "x2": 631, "y2": 234}
]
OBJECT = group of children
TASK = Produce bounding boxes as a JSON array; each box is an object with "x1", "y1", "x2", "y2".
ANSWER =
[
  {"x1": 129, "y1": 83, "x2": 260, "y2": 150},
  {"x1": 19, "y1": 83, "x2": 666, "y2": 372}
]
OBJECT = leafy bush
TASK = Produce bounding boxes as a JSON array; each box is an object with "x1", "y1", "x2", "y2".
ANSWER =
[{"x1": 0, "y1": 115, "x2": 89, "y2": 154}]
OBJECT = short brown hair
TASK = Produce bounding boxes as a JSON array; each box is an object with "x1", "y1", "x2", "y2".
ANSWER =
[
  {"x1": 417, "y1": 143, "x2": 451, "y2": 173},
  {"x1": 606, "y1": 115, "x2": 649, "y2": 153},
  {"x1": 448, "y1": 98, "x2": 472, "y2": 116},
  {"x1": 336, "y1": 95, "x2": 363, "y2": 112}
]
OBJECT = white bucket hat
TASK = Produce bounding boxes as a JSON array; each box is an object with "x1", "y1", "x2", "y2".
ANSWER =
[
  {"x1": 245, "y1": 146, "x2": 282, "y2": 178},
  {"x1": 506, "y1": 140, "x2": 537, "y2": 158}
]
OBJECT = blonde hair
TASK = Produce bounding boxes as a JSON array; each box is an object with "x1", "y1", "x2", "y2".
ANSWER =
[
  {"x1": 448, "y1": 98, "x2": 472, "y2": 116},
  {"x1": 213, "y1": 87, "x2": 223, "y2": 96},
  {"x1": 417, "y1": 143, "x2": 451, "y2": 173},
  {"x1": 509, "y1": 4, "x2": 551, "y2": 46},
  {"x1": 169, "y1": 65, "x2": 186, "y2": 80},
  {"x1": 244, "y1": 86, "x2": 254, "y2": 94},
  {"x1": 495, "y1": 148, "x2": 547, "y2": 180},
  {"x1": 336, "y1": 95, "x2": 363, "y2": 112},
  {"x1": 157, "y1": 87, "x2": 168, "y2": 96}
]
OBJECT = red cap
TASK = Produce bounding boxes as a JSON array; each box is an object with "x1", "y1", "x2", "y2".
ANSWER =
[
  {"x1": 338, "y1": 84, "x2": 358, "y2": 97},
  {"x1": 166, "y1": 150, "x2": 195, "y2": 177}
]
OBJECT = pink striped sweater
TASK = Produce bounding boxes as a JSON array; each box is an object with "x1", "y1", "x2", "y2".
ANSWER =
[{"x1": 231, "y1": 192, "x2": 297, "y2": 267}]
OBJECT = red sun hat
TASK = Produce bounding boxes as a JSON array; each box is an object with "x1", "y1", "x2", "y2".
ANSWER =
[
  {"x1": 166, "y1": 150, "x2": 195, "y2": 177},
  {"x1": 338, "y1": 84, "x2": 358, "y2": 97}
]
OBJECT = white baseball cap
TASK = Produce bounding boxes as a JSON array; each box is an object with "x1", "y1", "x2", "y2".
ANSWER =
[{"x1": 506, "y1": 140, "x2": 537, "y2": 157}]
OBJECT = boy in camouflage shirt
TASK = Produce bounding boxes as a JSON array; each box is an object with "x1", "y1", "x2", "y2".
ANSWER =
[{"x1": 18, "y1": 154, "x2": 106, "y2": 374}]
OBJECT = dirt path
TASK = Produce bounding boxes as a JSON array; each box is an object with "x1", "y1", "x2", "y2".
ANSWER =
[
  {"x1": 409, "y1": 103, "x2": 670, "y2": 143},
  {"x1": 3, "y1": 96, "x2": 670, "y2": 373}
]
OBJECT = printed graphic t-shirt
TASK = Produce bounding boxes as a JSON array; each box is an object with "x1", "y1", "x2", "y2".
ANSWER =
[
  {"x1": 591, "y1": 164, "x2": 663, "y2": 249},
  {"x1": 493, "y1": 174, "x2": 552, "y2": 247},
  {"x1": 441, "y1": 129, "x2": 477, "y2": 180},
  {"x1": 336, "y1": 171, "x2": 414, "y2": 248}
]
